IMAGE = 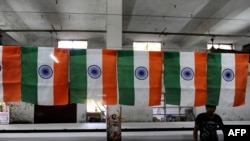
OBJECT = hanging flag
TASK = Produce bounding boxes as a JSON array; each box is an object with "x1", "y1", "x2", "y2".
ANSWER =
[
  {"x1": 117, "y1": 50, "x2": 163, "y2": 106},
  {"x1": 21, "y1": 47, "x2": 69, "y2": 105},
  {"x1": 207, "y1": 53, "x2": 249, "y2": 106},
  {"x1": 0, "y1": 46, "x2": 21, "y2": 102},
  {"x1": 70, "y1": 49, "x2": 117, "y2": 105},
  {"x1": 164, "y1": 52, "x2": 207, "y2": 106}
]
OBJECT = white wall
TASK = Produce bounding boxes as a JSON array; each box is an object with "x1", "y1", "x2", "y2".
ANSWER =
[{"x1": 121, "y1": 105, "x2": 152, "y2": 122}]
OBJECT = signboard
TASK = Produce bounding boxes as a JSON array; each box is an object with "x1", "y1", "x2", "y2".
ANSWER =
[{"x1": 224, "y1": 125, "x2": 250, "y2": 141}]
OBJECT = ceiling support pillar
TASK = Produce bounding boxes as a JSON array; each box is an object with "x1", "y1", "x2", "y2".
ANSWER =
[
  {"x1": 106, "y1": 0, "x2": 122, "y2": 141},
  {"x1": 106, "y1": 0, "x2": 122, "y2": 49}
]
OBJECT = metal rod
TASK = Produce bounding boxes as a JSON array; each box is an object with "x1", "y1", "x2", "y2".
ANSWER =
[
  {"x1": 1, "y1": 29, "x2": 250, "y2": 38},
  {"x1": 0, "y1": 29, "x2": 106, "y2": 33},
  {"x1": 123, "y1": 31, "x2": 250, "y2": 38}
]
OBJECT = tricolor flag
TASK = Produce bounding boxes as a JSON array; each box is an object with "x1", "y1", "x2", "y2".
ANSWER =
[
  {"x1": 70, "y1": 49, "x2": 117, "y2": 105},
  {"x1": 0, "y1": 46, "x2": 21, "y2": 102},
  {"x1": 21, "y1": 47, "x2": 69, "y2": 105},
  {"x1": 164, "y1": 52, "x2": 207, "y2": 106},
  {"x1": 207, "y1": 53, "x2": 249, "y2": 106},
  {"x1": 117, "y1": 50, "x2": 163, "y2": 106}
]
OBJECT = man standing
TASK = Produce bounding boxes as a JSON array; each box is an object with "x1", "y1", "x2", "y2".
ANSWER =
[{"x1": 193, "y1": 105, "x2": 225, "y2": 141}]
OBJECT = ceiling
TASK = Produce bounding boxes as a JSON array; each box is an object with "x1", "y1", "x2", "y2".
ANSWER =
[{"x1": 1, "y1": 0, "x2": 250, "y2": 51}]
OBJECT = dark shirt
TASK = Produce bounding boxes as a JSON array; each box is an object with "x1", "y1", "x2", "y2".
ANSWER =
[{"x1": 195, "y1": 113, "x2": 224, "y2": 141}]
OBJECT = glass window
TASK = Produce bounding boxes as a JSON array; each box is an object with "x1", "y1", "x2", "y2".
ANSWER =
[
  {"x1": 207, "y1": 43, "x2": 233, "y2": 50},
  {"x1": 133, "y1": 42, "x2": 161, "y2": 51},
  {"x1": 58, "y1": 40, "x2": 88, "y2": 49}
]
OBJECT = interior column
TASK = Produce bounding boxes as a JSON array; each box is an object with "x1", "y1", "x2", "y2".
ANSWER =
[{"x1": 106, "y1": 0, "x2": 122, "y2": 141}]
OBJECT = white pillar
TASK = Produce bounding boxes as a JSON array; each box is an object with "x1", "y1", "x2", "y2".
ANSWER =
[
  {"x1": 106, "y1": 0, "x2": 122, "y2": 141},
  {"x1": 106, "y1": 0, "x2": 122, "y2": 49}
]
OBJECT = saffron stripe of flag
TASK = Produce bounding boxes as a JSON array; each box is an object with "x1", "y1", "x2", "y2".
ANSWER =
[
  {"x1": 70, "y1": 49, "x2": 117, "y2": 105},
  {"x1": 164, "y1": 52, "x2": 207, "y2": 106},
  {"x1": 21, "y1": 47, "x2": 69, "y2": 105},
  {"x1": 0, "y1": 46, "x2": 21, "y2": 102},
  {"x1": 207, "y1": 53, "x2": 249, "y2": 106},
  {"x1": 194, "y1": 52, "x2": 207, "y2": 106},
  {"x1": 117, "y1": 50, "x2": 163, "y2": 106}
]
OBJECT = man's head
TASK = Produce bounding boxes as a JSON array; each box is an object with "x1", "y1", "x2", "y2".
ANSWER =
[
  {"x1": 205, "y1": 105, "x2": 216, "y2": 115},
  {"x1": 205, "y1": 104, "x2": 216, "y2": 108}
]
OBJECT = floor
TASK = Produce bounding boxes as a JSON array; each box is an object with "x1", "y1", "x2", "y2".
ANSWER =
[
  {"x1": 0, "y1": 131, "x2": 223, "y2": 141},
  {"x1": 0, "y1": 121, "x2": 249, "y2": 141}
]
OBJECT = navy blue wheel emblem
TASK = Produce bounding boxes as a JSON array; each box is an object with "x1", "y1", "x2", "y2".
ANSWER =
[
  {"x1": 88, "y1": 65, "x2": 102, "y2": 79},
  {"x1": 135, "y1": 66, "x2": 148, "y2": 80},
  {"x1": 222, "y1": 68, "x2": 234, "y2": 82},
  {"x1": 38, "y1": 65, "x2": 53, "y2": 79},
  {"x1": 181, "y1": 67, "x2": 194, "y2": 81}
]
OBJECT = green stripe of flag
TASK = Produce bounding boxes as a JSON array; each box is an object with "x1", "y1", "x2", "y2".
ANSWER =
[
  {"x1": 164, "y1": 52, "x2": 181, "y2": 105},
  {"x1": 21, "y1": 47, "x2": 38, "y2": 104},
  {"x1": 118, "y1": 50, "x2": 135, "y2": 105},
  {"x1": 70, "y1": 49, "x2": 87, "y2": 103},
  {"x1": 207, "y1": 53, "x2": 222, "y2": 106}
]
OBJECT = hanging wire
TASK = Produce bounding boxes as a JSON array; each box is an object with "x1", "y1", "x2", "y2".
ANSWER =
[
  {"x1": 210, "y1": 35, "x2": 216, "y2": 52},
  {"x1": 50, "y1": 31, "x2": 53, "y2": 47},
  {"x1": 0, "y1": 31, "x2": 2, "y2": 45},
  {"x1": 211, "y1": 36, "x2": 215, "y2": 48}
]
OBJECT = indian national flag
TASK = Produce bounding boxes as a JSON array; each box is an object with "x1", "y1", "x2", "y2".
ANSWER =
[
  {"x1": 117, "y1": 50, "x2": 163, "y2": 106},
  {"x1": 164, "y1": 52, "x2": 207, "y2": 106},
  {"x1": 21, "y1": 47, "x2": 69, "y2": 105},
  {"x1": 207, "y1": 53, "x2": 249, "y2": 106},
  {"x1": 70, "y1": 49, "x2": 117, "y2": 105},
  {"x1": 0, "y1": 46, "x2": 21, "y2": 102}
]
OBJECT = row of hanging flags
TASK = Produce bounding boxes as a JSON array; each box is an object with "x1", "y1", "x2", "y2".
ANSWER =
[{"x1": 0, "y1": 46, "x2": 249, "y2": 107}]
